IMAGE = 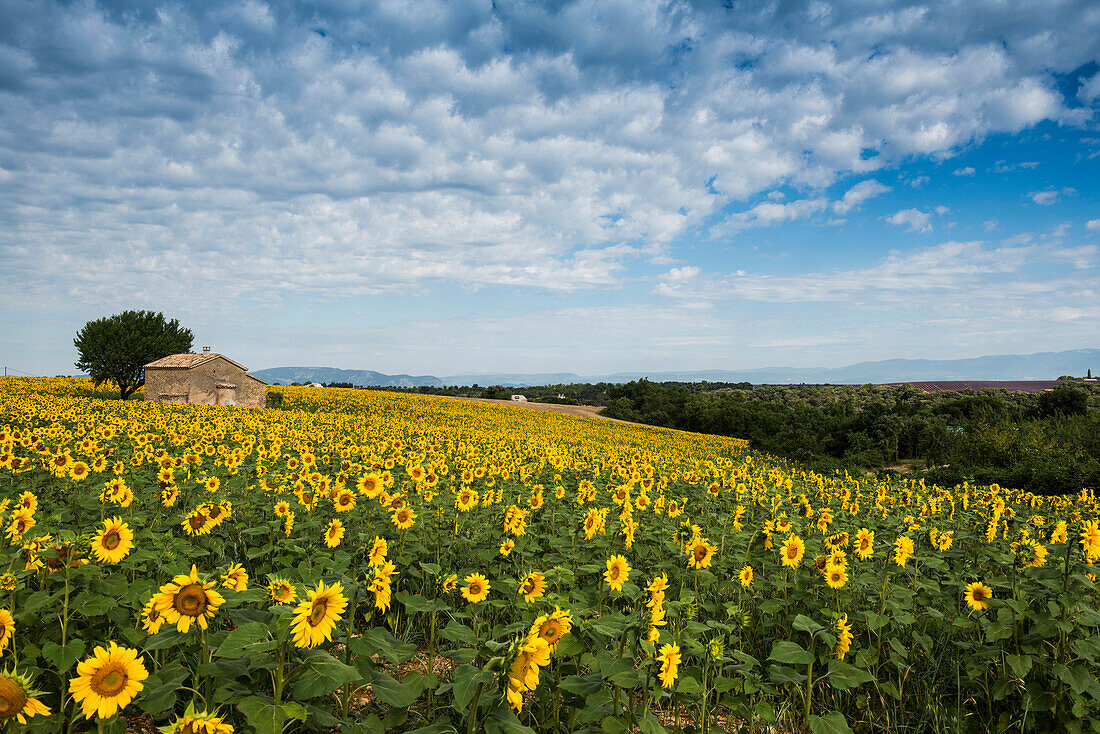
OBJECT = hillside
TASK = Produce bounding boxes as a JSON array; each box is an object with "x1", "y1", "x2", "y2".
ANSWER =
[{"x1": 253, "y1": 348, "x2": 1100, "y2": 388}]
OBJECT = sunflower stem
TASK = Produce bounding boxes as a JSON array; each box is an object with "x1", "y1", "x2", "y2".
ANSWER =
[{"x1": 341, "y1": 585, "x2": 360, "y2": 720}]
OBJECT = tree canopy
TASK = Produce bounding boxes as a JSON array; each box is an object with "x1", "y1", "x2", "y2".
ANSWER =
[{"x1": 74, "y1": 310, "x2": 193, "y2": 399}]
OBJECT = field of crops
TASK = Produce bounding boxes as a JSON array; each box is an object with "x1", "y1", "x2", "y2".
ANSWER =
[{"x1": 0, "y1": 377, "x2": 1098, "y2": 734}]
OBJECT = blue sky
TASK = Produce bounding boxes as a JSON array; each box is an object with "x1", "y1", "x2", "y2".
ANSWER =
[{"x1": 1, "y1": 0, "x2": 1098, "y2": 377}]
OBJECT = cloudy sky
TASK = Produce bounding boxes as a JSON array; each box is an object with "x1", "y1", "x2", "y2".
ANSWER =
[{"x1": 2, "y1": 0, "x2": 1098, "y2": 377}]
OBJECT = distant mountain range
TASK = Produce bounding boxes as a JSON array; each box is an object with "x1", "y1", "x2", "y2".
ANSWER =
[{"x1": 251, "y1": 348, "x2": 1099, "y2": 388}]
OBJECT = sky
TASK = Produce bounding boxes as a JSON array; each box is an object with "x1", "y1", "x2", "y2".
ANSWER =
[{"x1": 1, "y1": 0, "x2": 1098, "y2": 378}]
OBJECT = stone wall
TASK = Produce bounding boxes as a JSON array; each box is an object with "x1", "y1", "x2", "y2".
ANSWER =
[{"x1": 144, "y1": 357, "x2": 266, "y2": 408}]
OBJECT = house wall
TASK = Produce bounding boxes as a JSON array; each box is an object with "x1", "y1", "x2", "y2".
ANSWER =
[{"x1": 144, "y1": 357, "x2": 266, "y2": 408}]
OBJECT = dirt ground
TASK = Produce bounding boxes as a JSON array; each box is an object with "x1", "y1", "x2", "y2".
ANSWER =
[{"x1": 424, "y1": 394, "x2": 645, "y2": 425}]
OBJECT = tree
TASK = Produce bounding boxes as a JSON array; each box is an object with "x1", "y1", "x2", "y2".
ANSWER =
[{"x1": 74, "y1": 310, "x2": 193, "y2": 399}]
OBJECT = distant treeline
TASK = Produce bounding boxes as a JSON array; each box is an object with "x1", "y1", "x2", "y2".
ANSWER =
[
  {"x1": 601, "y1": 380, "x2": 1100, "y2": 494},
  {"x1": 371, "y1": 382, "x2": 617, "y2": 405}
]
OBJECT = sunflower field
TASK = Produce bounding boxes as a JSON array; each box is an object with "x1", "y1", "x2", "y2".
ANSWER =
[{"x1": 0, "y1": 377, "x2": 1099, "y2": 734}]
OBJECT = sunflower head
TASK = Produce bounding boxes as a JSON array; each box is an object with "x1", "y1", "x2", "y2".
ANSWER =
[{"x1": 0, "y1": 668, "x2": 49, "y2": 723}]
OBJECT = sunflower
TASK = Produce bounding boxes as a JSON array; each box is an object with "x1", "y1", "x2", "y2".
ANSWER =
[
  {"x1": 333, "y1": 489, "x2": 356, "y2": 513},
  {"x1": 441, "y1": 573, "x2": 458, "y2": 593},
  {"x1": 529, "y1": 607, "x2": 572, "y2": 654},
  {"x1": 519, "y1": 572, "x2": 546, "y2": 603},
  {"x1": 738, "y1": 565, "x2": 753, "y2": 587},
  {"x1": 324, "y1": 519, "x2": 345, "y2": 548},
  {"x1": 90, "y1": 517, "x2": 134, "y2": 564},
  {"x1": 505, "y1": 631, "x2": 551, "y2": 712},
  {"x1": 268, "y1": 577, "x2": 297, "y2": 605},
  {"x1": 461, "y1": 573, "x2": 490, "y2": 604},
  {"x1": 0, "y1": 610, "x2": 12, "y2": 654},
  {"x1": 161, "y1": 704, "x2": 234, "y2": 734},
  {"x1": 964, "y1": 581, "x2": 993, "y2": 612},
  {"x1": 291, "y1": 581, "x2": 348, "y2": 648},
  {"x1": 203, "y1": 477, "x2": 220, "y2": 492},
  {"x1": 369, "y1": 562, "x2": 398, "y2": 612},
  {"x1": 221, "y1": 563, "x2": 249, "y2": 591},
  {"x1": 152, "y1": 565, "x2": 224, "y2": 633},
  {"x1": 283, "y1": 512, "x2": 295, "y2": 536},
  {"x1": 274, "y1": 501, "x2": 290, "y2": 517},
  {"x1": 5, "y1": 510, "x2": 34, "y2": 543},
  {"x1": 499, "y1": 539, "x2": 515, "y2": 557},
  {"x1": 658, "y1": 643, "x2": 681, "y2": 688},
  {"x1": 358, "y1": 473, "x2": 385, "y2": 499},
  {"x1": 69, "y1": 461, "x2": 91, "y2": 481},
  {"x1": 779, "y1": 534, "x2": 805, "y2": 568},
  {"x1": 855, "y1": 528, "x2": 874, "y2": 559},
  {"x1": 182, "y1": 509, "x2": 209, "y2": 536},
  {"x1": 835, "y1": 614, "x2": 854, "y2": 660},
  {"x1": 603, "y1": 555, "x2": 631, "y2": 592},
  {"x1": 686, "y1": 538, "x2": 716, "y2": 569},
  {"x1": 141, "y1": 598, "x2": 164, "y2": 635},
  {"x1": 893, "y1": 536, "x2": 915, "y2": 567},
  {"x1": 455, "y1": 489, "x2": 479, "y2": 512},
  {"x1": 0, "y1": 669, "x2": 50, "y2": 724},
  {"x1": 368, "y1": 536, "x2": 388, "y2": 567},
  {"x1": 825, "y1": 565, "x2": 848, "y2": 589},
  {"x1": 70, "y1": 642, "x2": 148, "y2": 720},
  {"x1": 391, "y1": 507, "x2": 416, "y2": 530},
  {"x1": 161, "y1": 486, "x2": 179, "y2": 507},
  {"x1": 16, "y1": 492, "x2": 36, "y2": 514},
  {"x1": 1081, "y1": 521, "x2": 1100, "y2": 563}
]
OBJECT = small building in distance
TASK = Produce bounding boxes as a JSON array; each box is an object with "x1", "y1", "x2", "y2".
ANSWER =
[
  {"x1": 144, "y1": 348, "x2": 267, "y2": 407},
  {"x1": 511, "y1": 394, "x2": 528, "y2": 402}
]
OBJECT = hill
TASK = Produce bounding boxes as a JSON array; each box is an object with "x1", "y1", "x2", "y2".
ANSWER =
[{"x1": 253, "y1": 348, "x2": 1099, "y2": 387}]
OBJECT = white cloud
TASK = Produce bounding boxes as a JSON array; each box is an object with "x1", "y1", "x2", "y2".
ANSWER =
[
  {"x1": 1086, "y1": 219, "x2": 1100, "y2": 231},
  {"x1": 832, "y1": 179, "x2": 891, "y2": 214},
  {"x1": 1034, "y1": 188, "x2": 1077, "y2": 206},
  {"x1": 886, "y1": 208, "x2": 933, "y2": 232},
  {"x1": 712, "y1": 197, "x2": 829, "y2": 235},
  {"x1": 983, "y1": 219, "x2": 998, "y2": 231},
  {"x1": 952, "y1": 166, "x2": 975, "y2": 176},
  {"x1": 2, "y1": 0, "x2": 1099, "y2": 374}
]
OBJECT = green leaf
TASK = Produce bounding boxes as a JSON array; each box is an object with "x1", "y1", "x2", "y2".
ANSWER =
[
  {"x1": 438, "y1": 621, "x2": 478, "y2": 648},
  {"x1": 396, "y1": 590, "x2": 451, "y2": 614},
  {"x1": 768, "y1": 641, "x2": 814, "y2": 665},
  {"x1": 138, "y1": 676, "x2": 179, "y2": 715},
  {"x1": 42, "y1": 639, "x2": 85, "y2": 673},
  {"x1": 808, "y1": 712, "x2": 854, "y2": 734},
  {"x1": 793, "y1": 614, "x2": 824, "y2": 635},
  {"x1": 215, "y1": 622, "x2": 274, "y2": 659},
  {"x1": 367, "y1": 669, "x2": 419, "y2": 708},
  {"x1": 675, "y1": 674, "x2": 703, "y2": 694},
  {"x1": 559, "y1": 674, "x2": 604, "y2": 696},
  {"x1": 767, "y1": 664, "x2": 806, "y2": 685},
  {"x1": 356, "y1": 627, "x2": 417, "y2": 664},
  {"x1": 291, "y1": 649, "x2": 361, "y2": 699},
  {"x1": 485, "y1": 705, "x2": 537, "y2": 734},
  {"x1": 237, "y1": 696, "x2": 307, "y2": 734},
  {"x1": 143, "y1": 630, "x2": 187, "y2": 651},
  {"x1": 452, "y1": 665, "x2": 492, "y2": 712},
  {"x1": 72, "y1": 592, "x2": 115, "y2": 617},
  {"x1": 826, "y1": 660, "x2": 874, "y2": 690},
  {"x1": 408, "y1": 723, "x2": 459, "y2": 734},
  {"x1": 1006, "y1": 654, "x2": 1033, "y2": 679}
]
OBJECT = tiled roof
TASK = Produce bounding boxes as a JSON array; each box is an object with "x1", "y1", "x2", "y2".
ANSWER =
[{"x1": 145, "y1": 353, "x2": 248, "y2": 371}]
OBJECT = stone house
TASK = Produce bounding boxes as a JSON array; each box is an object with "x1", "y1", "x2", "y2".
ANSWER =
[{"x1": 144, "y1": 349, "x2": 267, "y2": 408}]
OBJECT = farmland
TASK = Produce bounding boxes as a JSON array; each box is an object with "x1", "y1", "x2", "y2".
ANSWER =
[{"x1": 0, "y1": 377, "x2": 1098, "y2": 733}]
